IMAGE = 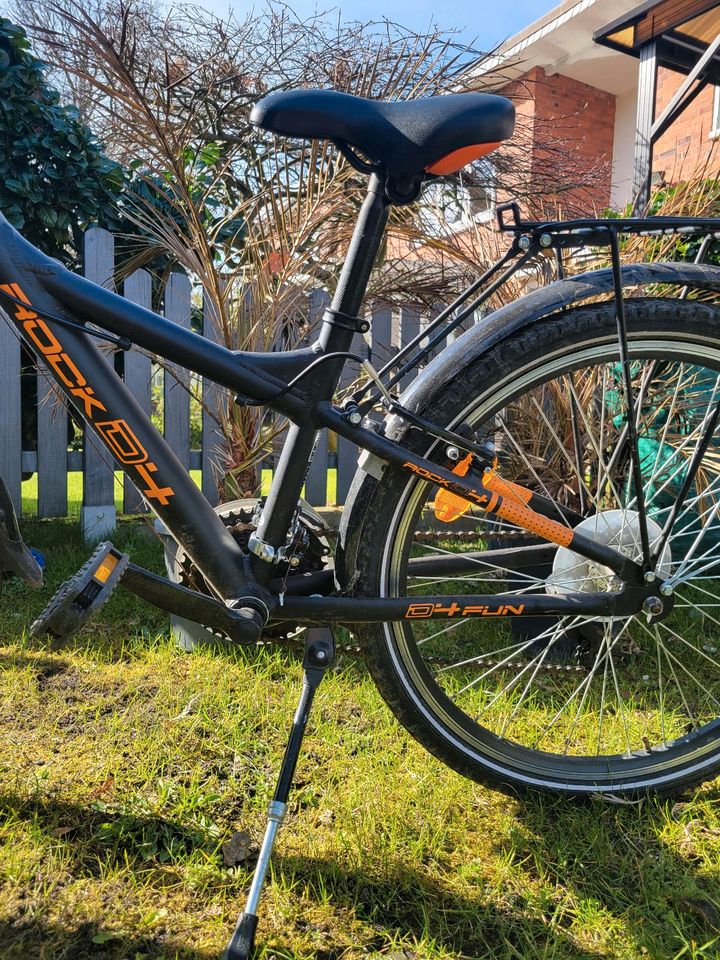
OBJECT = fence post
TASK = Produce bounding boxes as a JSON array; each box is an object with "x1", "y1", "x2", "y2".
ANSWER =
[
  {"x1": 0, "y1": 305, "x2": 22, "y2": 514},
  {"x1": 81, "y1": 226, "x2": 116, "y2": 541},
  {"x1": 397, "y1": 304, "x2": 421, "y2": 390},
  {"x1": 163, "y1": 271, "x2": 192, "y2": 471},
  {"x1": 122, "y1": 269, "x2": 153, "y2": 513},
  {"x1": 36, "y1": 372, "x2": 68, "y2": 518}
]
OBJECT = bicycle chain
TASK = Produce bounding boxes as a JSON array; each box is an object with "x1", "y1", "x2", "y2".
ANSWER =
[
  {"x1": 245, "y1": 630, "x2": 588, "y2": 674},
  {"x1": 177, "y1": 512, "x2": 587, "y2": 675}
]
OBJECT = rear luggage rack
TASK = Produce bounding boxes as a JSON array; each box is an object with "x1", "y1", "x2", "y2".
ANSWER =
[
  {"x1": 351, "y1": 202, "x2": 720, "y2": 414},
  {"x1": 495, "y1": 201, "x2": 720, "y2": 247}
]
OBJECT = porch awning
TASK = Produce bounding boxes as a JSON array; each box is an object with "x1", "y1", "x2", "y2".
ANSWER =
[{"x1": 595, "y1": 0, "x2": 720, "y2": 83}]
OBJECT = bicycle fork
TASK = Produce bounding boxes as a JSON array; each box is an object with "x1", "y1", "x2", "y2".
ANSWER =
[{"x1": 223, "y1": 627, "x2": 335, "y2": 960}]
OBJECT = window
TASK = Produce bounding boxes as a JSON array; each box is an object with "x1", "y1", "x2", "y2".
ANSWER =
[
  {"x1": 711, "y1": 86, "x2": 720, "y2": 139},
  {"x1": 421, "y1": 160, "x2": 496, "y2": 234}
]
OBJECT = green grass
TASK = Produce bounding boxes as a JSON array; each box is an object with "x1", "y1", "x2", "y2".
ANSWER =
[
  {"x1": 1, "y1": 521, "x2": 720, "y2": 959},
  {"x1": 20, "y1": 469, "x2": 338, "y2": 517}
]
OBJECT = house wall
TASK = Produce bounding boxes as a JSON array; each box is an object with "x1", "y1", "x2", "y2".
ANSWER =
[
  {"x1": 652, "y1": 67, "x2": 720, "y2": 181},
  {"x1": 499, "y1": 66, "x2": 616, "y2": 216}
]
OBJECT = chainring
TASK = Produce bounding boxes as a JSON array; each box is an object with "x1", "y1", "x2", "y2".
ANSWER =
[{"x1": 172, "y1": 498, "x2": 331, "y2": 642}]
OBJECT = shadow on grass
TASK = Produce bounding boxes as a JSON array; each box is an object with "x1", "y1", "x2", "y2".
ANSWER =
[
  {"x1": 0, "y1": 790, "x2": 612, "y2": 960},
  {"x1": 512, "y1": 793, "x2": 720, "y2": 956},
  {"x1": 266, "y1": 851, "x2": 610, "y2": 960},
  {"x1": 0, "y1": 649, "x2": 70, "y2": 680},
  {"x1": 0, "y1": 917, "x2": 214, "y2": 960},
  {"x1": 0, "y1": 792, "x2": 223, "y2": 958},
  {"x1": 0, "y1": 791, "x2": 222, "y2": 873},
  {"x1": 5, "y1": 786, "x2": 719, "y2": 958}
]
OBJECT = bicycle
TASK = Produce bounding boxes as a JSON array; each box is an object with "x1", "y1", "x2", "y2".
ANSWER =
[{"x1": 4, "y1": 86, "x2": 720, "y2": 958}]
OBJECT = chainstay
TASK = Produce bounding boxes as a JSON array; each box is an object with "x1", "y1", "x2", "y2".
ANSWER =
[{"x1": 175, "y1": 507, "x2": 585, "y2": 674}]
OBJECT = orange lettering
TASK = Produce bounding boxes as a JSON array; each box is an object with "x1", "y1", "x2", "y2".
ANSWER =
[
  {"x1": 2, "y1": 281, "x2": 175, "y2": 506},
  {"x1": 136, "y1": 462, "x2": 175, "y2": 505},
  {"x1": 24, "y1": 316, "x2": 62, "y2": 356},
  {"x1": 71, "y1": 385, "x2": 106, "y2": 418},
  {"x1": 96, "y1": 419, "x2": 147, "y2": 465},
  {"x1": 47, "y1": 351, "x2": 86, "y2": 389}
]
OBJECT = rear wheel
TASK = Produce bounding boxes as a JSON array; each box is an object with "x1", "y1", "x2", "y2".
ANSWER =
[{"x1": 353, "y1": 298, "x2": 720, "y2": 796}]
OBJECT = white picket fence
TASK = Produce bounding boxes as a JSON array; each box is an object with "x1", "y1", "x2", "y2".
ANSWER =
[{"x1": 0, "y1": 225, "x2": 476, "y2": 535}]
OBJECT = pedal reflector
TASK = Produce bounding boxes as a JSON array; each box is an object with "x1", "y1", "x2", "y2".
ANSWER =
[{"x1": 30, "y1": 541, "x2": 129, "y2": 640}]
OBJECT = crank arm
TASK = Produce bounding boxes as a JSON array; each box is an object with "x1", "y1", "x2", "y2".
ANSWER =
[{"x1": 121, "y1": 563, "x2": 274, "y2": 643}]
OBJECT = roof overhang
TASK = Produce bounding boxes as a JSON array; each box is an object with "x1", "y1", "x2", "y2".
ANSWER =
[
  {"x1": 595, "y1": 0, "x2": 720, "y2": 83},
  {"x1": 475, "y1": 0, "x2": 637, "y2": 96}
]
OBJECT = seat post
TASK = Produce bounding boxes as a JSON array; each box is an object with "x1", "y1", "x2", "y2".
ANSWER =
[
  {"x1": 250, "y1": 175, "x2": 391, "y2": 583},
  {"x1": 318, "y1": 172, "x2": 391, "y2": 354}
]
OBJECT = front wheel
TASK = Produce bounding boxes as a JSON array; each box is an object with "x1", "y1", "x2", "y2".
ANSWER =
[{"x1": 353, "y1": 298, "x2": 720, "y2": 797}]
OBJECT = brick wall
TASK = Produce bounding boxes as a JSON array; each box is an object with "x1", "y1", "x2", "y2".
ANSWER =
[
  {"x1": 652, "y1": 67, "x2": 720, "y2": 181},
  {"x1": 498, "y1": 67, "x2": 616, "y2": 216}
]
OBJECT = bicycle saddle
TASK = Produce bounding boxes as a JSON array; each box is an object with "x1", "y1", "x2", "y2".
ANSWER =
[{"x1": 250, "y1": 89, "x2": 515, "y2": 176}]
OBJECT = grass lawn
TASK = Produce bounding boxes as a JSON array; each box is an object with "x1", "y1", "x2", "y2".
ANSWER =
[
  {"x1": 1, "y1": 520, "x2": 720, "y2": 959},
  {"x1": 20, "y1": 469, "x2": 338, "y2": 518}
]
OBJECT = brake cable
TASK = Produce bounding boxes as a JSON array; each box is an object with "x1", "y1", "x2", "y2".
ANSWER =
[{"x1": 0, "y1": 288, "x2": 132, "y2": 350}]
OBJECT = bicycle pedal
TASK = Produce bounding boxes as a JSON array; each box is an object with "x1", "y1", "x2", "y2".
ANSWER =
[{"x1": 30, "y1": 541, "x2": 129, "y2": 640}]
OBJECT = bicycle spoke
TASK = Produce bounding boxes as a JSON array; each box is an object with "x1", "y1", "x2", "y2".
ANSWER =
[
  {"x1": 638, "y1": 622, "x2": 700, "y2": 731},
  {"x1": 656, "y1": 625, "x2": 668, "y2": 747},
  {"x1": 651, "y1": 377, "x2": 720, "y2": 563},
  {"x1": 562, "y1": 621, "x2": 613, "y2": 755},
  {"x1": 607, "y1": 622, "x2": 634, "y2": 756},
  {"x1": 564, "y1": 372, "x2": 627, "y2": 512},
  {"x1": 566, "y1": 370, "x2": 587, "y2": 515},
  {"x1": 411, "y1": 541, "x2": 549, "y2": 585},
  {"x1": 390, "y1": 336, "x2": 720, "y2": 782},
  {"x1": 656, "y1": 621, "x2": 720, "y2": 695},
  {"x1": 496, "y1": 416, "x2": 573, "y2": 527},
  {"x1": 528, "y1": 392, "x2": 611, "y2": 523},
  {"x1": 531, "y1": 618, "x2": 633, "y2": 751},
  {"x1": 434, "y1": 629, "x2": 559, "y2": 673},
  {"x1": 453, "y1": 618, "x2": 579, "y2": 692}
]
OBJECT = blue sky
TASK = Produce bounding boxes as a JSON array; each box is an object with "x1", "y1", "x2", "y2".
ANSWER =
[{"x1": 191, "y1": 1, "x2": 560, "y2": 51}]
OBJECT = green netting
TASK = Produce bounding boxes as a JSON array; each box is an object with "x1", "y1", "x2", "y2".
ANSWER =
[{"x1": 608, "y1": 363, "x2": 720, "y2": 564}]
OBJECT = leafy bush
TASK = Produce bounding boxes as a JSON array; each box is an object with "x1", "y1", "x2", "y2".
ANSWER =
[{"x1": 0, "y1": 17, "x2": 123, "y2": 265}]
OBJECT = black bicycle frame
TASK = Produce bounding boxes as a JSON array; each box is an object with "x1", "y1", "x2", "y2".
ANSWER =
[{"x1": 9, "y1": 175, "x2": 712, "y2": 632}]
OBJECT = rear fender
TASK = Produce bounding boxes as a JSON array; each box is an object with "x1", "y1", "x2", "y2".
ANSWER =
[{"x1": 335, "y1": 260, "x2": 720, "y2": 587}]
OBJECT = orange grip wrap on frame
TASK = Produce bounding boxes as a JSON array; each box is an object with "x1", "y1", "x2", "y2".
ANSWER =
[
  {"x1": 483, "y1": 471, "x2": 533, "y2": 505},
  {"x1": 435, "y1": 462, "x2": 536, "y2": 522},
  {"x1": 433, "y1": 460, "x2": 571, "y2": 548},
  {"x1": 495, "y1": 498, "x2": 573, "y2": 548}
]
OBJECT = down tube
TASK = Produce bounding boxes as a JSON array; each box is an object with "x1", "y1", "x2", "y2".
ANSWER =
[{"x1": 11, "y1": 310, "x2": 250, "y2": 600}]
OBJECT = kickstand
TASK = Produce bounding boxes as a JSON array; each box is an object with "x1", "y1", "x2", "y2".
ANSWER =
[{"x1": 223, "y1": 626, "x2": 335, "y2": 960}]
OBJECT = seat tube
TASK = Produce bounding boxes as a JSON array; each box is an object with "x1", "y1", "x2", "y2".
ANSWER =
[{"x1": 251, "y1": 175, "x2": 391, "y2": 583}]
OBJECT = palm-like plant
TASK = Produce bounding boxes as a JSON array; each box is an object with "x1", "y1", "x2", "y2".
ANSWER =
[{"x1": 19, "y1": 0, "x2": 529, "y2": 495}]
